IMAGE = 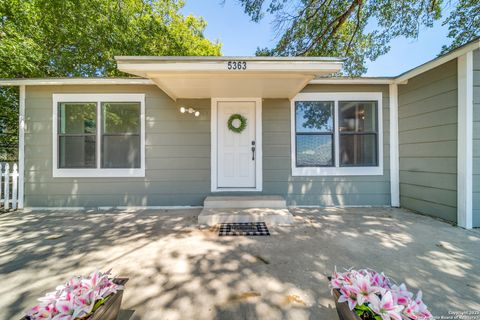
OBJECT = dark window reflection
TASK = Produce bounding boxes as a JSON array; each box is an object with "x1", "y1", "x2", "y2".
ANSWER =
[
  {"x1": 58, "y1": 103, "x2": 97, "y2": 168},
  {"x1": 295, "y1": 101, "x2": 334, "y2": 167},
  {"x1": 339, "y1": 101, "x2": 378, "y2": 166}
]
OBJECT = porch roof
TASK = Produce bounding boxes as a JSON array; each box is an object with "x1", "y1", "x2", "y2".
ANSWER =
[{"x1": 115, "y1": 56, "x2": 344, "y2": 100}]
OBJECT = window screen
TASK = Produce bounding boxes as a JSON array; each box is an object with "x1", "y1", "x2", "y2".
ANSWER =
[
  {"x1": 58, "y1": 103, "x2": 97, "y2": 168},
  {"x1": 295, "y1": 101, "x2": 334, "y2": 167}
]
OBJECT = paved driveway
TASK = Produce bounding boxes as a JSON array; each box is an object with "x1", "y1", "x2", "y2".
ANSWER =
[{"x1": 0, "y1": 207, "x2": 479, "y2": 319}]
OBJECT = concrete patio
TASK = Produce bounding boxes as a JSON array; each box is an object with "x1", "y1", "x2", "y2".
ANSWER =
[{"x1": 0, "y1": 207, "x2": 479, "y2": 320}]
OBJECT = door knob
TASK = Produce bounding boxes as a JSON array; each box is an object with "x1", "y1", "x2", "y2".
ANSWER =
[{"x1": 251, "y1": 141, "x2": 256, "y2": 161}]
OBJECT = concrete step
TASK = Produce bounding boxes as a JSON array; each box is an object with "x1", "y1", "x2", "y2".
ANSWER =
[
  {"x1": 198, "y1": 208, "x2": 294, "y2": 226},
  {"x1": 203, "y1": 196, "x2": 286, "y2": 209}
]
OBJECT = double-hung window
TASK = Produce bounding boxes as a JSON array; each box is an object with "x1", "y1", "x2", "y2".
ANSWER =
[
  {"x1": 53, "y1": 94, "x2": 145, "y2": 177},
  {"x1": 291, "y1": 92, "x2": 383, "y2": 176}
]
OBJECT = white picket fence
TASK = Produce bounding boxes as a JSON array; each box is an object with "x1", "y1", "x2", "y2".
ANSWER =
[{"x1": 0, "y1": 163, "x2": 19, "y2": 210}]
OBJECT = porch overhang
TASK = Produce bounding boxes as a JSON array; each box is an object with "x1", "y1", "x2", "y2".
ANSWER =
[{"x1": 115, "y1": 56, "x2": 344, "y2": 100}]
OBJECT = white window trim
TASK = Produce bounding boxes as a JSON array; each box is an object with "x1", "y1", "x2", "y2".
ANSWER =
[
  {"x1": 290, "y1": 92, "x2": 383, "y2": 176},
  {"x1": 52, "y1": 93, "x2": 146, "y2": 178}
]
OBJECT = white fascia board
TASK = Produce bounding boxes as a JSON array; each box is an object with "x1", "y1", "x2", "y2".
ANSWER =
[
  {"x1": 0, "y1": 78, "x2": 154, "y2": 86},
  {"x1": 309, "y1": 78, "x2": 397, "y2": 85},
  {"x1": 395, "y1": 39, "x2": 480, "y2": 83},
  {"x1": 116, "y1": 61, "x2": 343, "y2": 76}
]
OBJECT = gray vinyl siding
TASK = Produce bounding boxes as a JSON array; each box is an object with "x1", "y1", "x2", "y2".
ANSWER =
[
  {"x1": 473, "y1": 49, "x2": 480, "y2": 227},
  {"x1": 24, "y1": 83, "x2": 390, "y2": 207},
  {"x1": 262, "y1": 84, "x2": 391, "y2": 206},
  {"x1": 24, "y1": 85, "x2": 211, "y2": 207},
  {"x1": 398, "y1": 59, "x2": 458, "y2": 222}
]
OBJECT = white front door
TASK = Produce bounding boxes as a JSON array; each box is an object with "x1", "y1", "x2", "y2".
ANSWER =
[{"x1": 217, "y1": 101, "x2": 256, "y2": 188}]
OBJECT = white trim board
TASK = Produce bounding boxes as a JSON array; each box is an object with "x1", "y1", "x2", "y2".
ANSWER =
[
  {"x1": 23, "y1": 206, "x2": 202, "y2": 211},
  {"x1": 52, "y1": 93, "x2": 146, "y2": 178},
  {"x1": 389, "y1": 84, "x2": 400, "y2": 207},
  {"x1": 396, "y1": 39, "x2": 480, "y2": 83},
  {"x1": 0, "y1": 78, "x2": 154, "y2": 86},
  {"x1": 457, "y1": 52, "x2": 473, "y2": 229},
  {"x1": 211, "y1": 97, "x2": 263, "y2": 192},
  {"x1": 290, "y1": 92, "x2": 384, "y2": 176},
  {"x1": 18, "y1": 85, "x2": 26, "y2": 209}
]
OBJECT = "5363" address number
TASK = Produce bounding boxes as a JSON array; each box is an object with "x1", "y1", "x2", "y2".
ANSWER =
[{"x1": 227, "y1": 61, "x2": 247, "y2": 70}]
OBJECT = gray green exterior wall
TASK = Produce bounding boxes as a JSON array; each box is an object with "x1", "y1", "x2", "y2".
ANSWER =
[
  {"x1": 473, "y1": 49, "x2": 480, "y2": 227},
  {"x1": 398, "y1": 59, "x2": 458, "y2": 222},
  {"x1": 25, "y1": 85, "x2": 212, "y2": 207},
  {"x1": 281, "y1": 84, "x2": 391, "y2": 206},
  {"x1": 24, "y1": 84, "x2": 391, "y2": 207}
]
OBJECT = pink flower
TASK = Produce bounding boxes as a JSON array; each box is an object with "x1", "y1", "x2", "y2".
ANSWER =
[
  {"x1": 404, "y1": 291, "x2": 433, "y2": 319},
  {"x1": 352, "y1": 273, "x2": 380, "y2": 305},
  {"x1": 391, "y1": 283, "x2": 413, "y2": 306},
  {"x1": 369, "y1": 291, "x2": 404, "y2": 320},
  {"x1": 338, "y1": 286, "x2": 359, "y2": 310},
  {"x1": 25, "y1": 270, "x2": 121, "y2": 320}
]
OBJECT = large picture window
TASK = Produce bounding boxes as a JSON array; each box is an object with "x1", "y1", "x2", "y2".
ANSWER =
[
  {"x1": 291, "y1": 92, "x2": 383, "y2": 176},
  {"x1": 53, "y1": 94, "x2": 145, "y2": 177}
]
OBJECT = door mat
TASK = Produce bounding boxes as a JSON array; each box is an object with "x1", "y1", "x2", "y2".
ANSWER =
[{"x1": 219, "y1": 222, "x2": 270, "y2": 236}]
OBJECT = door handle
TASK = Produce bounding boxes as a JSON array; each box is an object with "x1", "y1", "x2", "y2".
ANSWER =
[{"x1": 251, "y1": 141, "x2": 256, "y2": 161}]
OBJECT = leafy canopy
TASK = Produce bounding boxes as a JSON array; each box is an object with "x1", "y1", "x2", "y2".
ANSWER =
[
  {"x1": 0, "y1": 0, "x2": 221, "y2": 161},
  {"x1": 0, "y1": 0, "x2": 221, "y2": 78},
  {"x1": 236, "y1": 0, "x2": 479, "y2": 76}
]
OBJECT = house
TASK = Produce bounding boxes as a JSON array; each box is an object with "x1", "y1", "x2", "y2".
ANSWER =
[{"x1": 0, "y1": 39, "x2": 478, "y2": 229}]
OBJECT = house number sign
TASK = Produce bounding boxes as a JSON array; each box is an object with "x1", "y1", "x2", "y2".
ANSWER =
[{"x1": 227, "y1": 61, "x2": 247, "y2": 70}]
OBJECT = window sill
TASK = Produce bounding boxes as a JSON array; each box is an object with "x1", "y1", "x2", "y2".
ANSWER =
[
  {"x1": 292, "y1": 166, "x2": 383, "y2": 176},
  {"x1": 53, "y1": 168, "x2": 145, "y2": 178}
]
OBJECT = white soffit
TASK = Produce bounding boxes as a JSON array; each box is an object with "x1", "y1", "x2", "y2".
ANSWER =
[{"x1": 115, "y1": 56, "x2": 344, "y2": 100}]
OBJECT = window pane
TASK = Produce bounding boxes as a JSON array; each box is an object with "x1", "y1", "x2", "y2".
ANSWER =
[
  {"x1": 102, "y1": 135, "x2": 140, "y2": 168},
  {"x1": 296, "y1": 135, "x2": 333, "y2": 166},
  {"x1": 58, "y1": 103, "x2": 96, "y2": 134},
  {"x1": 340, "y1": 134, "x2": 377, "y2": 166},
  {"x1": 295, "y1": 101, "x2": 334, "y2": 133},
  {"x1": 103, "y1": 102, "x2": 140, "y2": 134},
  {"x1": 59, "y1": 136, "x2": 96, "y2": 168},
  {"x1": 339, "y1": 101, "x2": 377, "y2": 132}
]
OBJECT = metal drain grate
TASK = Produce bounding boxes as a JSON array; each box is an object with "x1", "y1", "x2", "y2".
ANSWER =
[{"x1": 219, "y1": 222, "x2": 270, "y2": 236}]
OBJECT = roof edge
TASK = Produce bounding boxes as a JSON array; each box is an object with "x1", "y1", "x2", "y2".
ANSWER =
[
  {"x1": 394, "y1": 38, "x2": 480, "y2": 83},
  {"x1": 310, "y1": 77, "x2": 396, "y2": 84},
  {"x1": 0, "y1": 78, "x2": 154, "y2": 86},
  {"x1": 115, "y1": 56, "x2": 345, "y2": 63}
]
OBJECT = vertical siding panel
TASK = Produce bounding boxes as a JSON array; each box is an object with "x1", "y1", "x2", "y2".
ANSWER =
[{"x1": 398, "y1": 59, "x2": 458, "y2": 223}]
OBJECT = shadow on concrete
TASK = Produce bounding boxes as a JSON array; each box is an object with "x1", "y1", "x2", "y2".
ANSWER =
[{"x1": 0, "y1": 207, "x2": 479, "y2": 319}]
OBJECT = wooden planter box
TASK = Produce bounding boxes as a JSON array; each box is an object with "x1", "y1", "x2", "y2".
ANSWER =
[{"x1": 22, "y1": 278, "x2": 128, "y2": 320}]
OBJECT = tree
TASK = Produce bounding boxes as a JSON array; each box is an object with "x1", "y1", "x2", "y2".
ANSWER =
[
  {"x1": 0, "y1": 0, "x2": 221, "y2": 161},
  {"x1": 236, "y1": 0, "x2": 479, "y2": 76},
  {"x1": 441, "y1": 0, "x2": 480, "y2": 53}
]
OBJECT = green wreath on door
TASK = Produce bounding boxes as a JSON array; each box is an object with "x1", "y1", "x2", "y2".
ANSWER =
[{"x1": 227, "y1": 114, "x2": 247, "y2": 133}]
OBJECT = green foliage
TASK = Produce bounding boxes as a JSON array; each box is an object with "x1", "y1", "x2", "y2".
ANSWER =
[
  {"x1": 237, "y1": 0, "x2": 477, "y2": 76},
  {"x1": 0, "y1": 87, "x2": 18, "y2": 161},
  {"x1": 0, "y1": 0, "x2": 221, "y2": 161},
  {"x1": 441, "y1": 0, "x2": 480, "y2": 53}
]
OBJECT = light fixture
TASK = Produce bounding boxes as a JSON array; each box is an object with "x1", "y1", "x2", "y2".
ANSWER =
[{"x1": 179, "y1": 106, "x2": 200, "y2": 117}]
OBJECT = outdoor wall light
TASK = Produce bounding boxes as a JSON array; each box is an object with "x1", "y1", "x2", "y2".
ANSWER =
[{"x1": 179, "y1": 106, "x2": 200, "y2": 117}]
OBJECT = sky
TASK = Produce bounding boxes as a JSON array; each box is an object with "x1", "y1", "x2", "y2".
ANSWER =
[{"x1": 182, "y1": 0, "x2": 454, "y2": 77}]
